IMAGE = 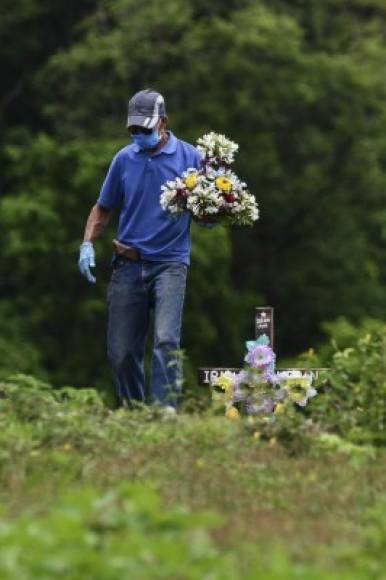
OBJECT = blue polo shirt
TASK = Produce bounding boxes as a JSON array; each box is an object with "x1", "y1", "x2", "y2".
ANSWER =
[{"x1": 97, "y1": 131, "x2": 201, "y2": 266}]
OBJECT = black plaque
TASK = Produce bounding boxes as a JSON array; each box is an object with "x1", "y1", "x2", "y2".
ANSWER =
[{"x1": 255, "y1": 307, "x2": 274, "y2": 347}]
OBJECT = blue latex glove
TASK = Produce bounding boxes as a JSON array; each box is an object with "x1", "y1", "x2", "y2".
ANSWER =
[{"x1": 78, "y1": 241, "x2": 96, "y2": 283}]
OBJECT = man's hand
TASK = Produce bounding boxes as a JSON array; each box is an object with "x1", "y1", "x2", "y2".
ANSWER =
[
  {"x1": 78, "y1": 241, "x2": 96, "y2": 283},
  {"x1": 78, "y1": 204, "x2": 112, "y2": 283},
  {"x1": 198, "y1": 221, "x2": 218, "y2": 229},
  {"x1": 192, "y1": 215, "x2": 219, "y2": 229}
]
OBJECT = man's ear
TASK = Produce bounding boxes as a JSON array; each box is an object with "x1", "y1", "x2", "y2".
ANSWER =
[{"x1": 160, "y1": 116, "x2": 168, "y2": 131}]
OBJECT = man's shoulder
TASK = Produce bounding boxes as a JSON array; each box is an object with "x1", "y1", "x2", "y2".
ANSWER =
[
  {"x1": 173, "y1": 136, "x2": 203, "y2": 170},
  {"x1": 174, "y1": 136, "x2": 200, "y2": 159},
  {"x1": 114, "y1": 143, "x2": 136, "y2": 161}
]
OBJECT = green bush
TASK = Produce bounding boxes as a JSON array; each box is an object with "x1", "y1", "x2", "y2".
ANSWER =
[{"x1": 301, "y1": 320, "x2": 386, "y2": 444}]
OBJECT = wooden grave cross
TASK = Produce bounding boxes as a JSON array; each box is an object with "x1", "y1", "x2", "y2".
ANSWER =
[{"x1": 197, "y1": 307, "x2": 328, "y2": 386}]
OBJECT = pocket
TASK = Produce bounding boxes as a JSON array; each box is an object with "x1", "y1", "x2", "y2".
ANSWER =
[
  {"x1": 112, "y1": 256, "x2": 127, "y2": 270},
  {"x1": 110, "y1": 264, "x2": 122, "y2": 284},
  {"x1": 111, "y1": 257, "x2": 130, "y2": 278}
]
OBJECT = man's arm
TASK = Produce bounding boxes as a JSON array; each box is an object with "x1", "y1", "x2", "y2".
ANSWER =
[
  {"x1": 79, "y1": 150, "x2": 122, "y2": 283},
  {"x1": 82, "y1": 203, "x2": 113, "y2": 242}
]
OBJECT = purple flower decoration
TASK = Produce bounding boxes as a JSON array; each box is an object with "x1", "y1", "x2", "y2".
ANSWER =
[
  {"x1": 225, "y1": 334, "x2": 318, "y2": 418},
  {"x1": 233, "y1": 385, "x2": 246, "y2": 402},
  {"x1": 262, "y1": 398, "x2": 275, "y2": 413},
  {"x1": 234, "y1": 370, "x2": 248, "y2": 387},
  {"x1": 244, "y1": 344, "x2": 275, "y2": 369},
  {"x1": 263, "y1": 369, "x2": 281, "y2": 384},
  {"x1": 273, "y1": 388, "x2": 287, "y2": 401},
  {"x1": 246, "y1": 400, "x2": 261, "y2": 415},
  {"x1": 231, "y1": 370, "x2": 249, "y2": 402}
]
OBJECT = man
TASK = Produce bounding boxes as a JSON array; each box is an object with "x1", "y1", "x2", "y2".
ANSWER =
[{"x1": 78, "y1": 88, "x2": 214, "y2": 410}]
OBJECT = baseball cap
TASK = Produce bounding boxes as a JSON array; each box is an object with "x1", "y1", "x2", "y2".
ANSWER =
[{"x1": 126, "y1": 88, "x2": 166, "y2": 129}]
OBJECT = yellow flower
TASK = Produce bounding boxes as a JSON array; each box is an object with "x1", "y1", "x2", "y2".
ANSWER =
[
  {"x1": 253, "y1": 431, "x2": 261, "y2": 440},
  {"x1": 185, "y1": 173, "x2": 198, "y2": 189},
  {"x1": 225, "y1": 406, "x2": 240, "y2": 420},
  {"x1": 215, "y1": 176, "x2": 232, "y2": 192},
  {"x1": 213, "y1": 375, "x2": 233, "y2": 394},
  {"x1": 288, "y1": 391, "x2": 304, "y2": 403},
  {"x1": 285, "y1": 377, "x2": 311, "y2": 388},
  {"x1": 274, "y1": 403, "x2": 285, "y2": 415}
]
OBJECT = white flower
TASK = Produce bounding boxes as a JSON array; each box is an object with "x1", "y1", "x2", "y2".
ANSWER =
[
  {"x1": 196, "y1": 132, "x2": 239, "y2": 165},
  {"x1": 159, "y1": 132, "x2": 259, "y2": 226}
]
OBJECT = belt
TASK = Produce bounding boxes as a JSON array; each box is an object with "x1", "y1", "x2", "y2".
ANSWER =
[{"x1": 112, "y1": 239, "x2": 140, "y2": 261}]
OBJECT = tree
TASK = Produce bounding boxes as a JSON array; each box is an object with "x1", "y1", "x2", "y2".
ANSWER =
[{"x1": 1, "y1": 0, "x2": 386, "y2": 388}]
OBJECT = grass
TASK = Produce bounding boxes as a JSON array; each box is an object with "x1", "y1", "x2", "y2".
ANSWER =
[{"x1": 0, "y1": 377, "x2": 385, "y2": 577}]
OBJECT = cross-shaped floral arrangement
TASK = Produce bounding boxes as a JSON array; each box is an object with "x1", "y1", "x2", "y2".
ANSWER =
[{"x1": 211, "y1": 334, "x2": 318, "y2": 420}]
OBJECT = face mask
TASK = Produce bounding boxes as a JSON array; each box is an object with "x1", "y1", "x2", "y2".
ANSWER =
[{"x1": 131, "y1": 129, "x2": 161, "y2": 150}]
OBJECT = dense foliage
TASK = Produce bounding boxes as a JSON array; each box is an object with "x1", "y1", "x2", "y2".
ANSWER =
[
  {"x1": 299, "y1": 318, "x2": 386, "y2": 445},
  {"x1": 1, "y1": 0, "x2": 386, "y2": 391}
]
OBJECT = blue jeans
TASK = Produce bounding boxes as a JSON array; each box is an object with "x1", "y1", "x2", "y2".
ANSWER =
[{"x1": 106, "y1": 256, "x2": 188, "y2": 408}]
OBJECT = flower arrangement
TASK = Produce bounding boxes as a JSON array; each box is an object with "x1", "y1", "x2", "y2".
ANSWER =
[
  {"x1": 160, "y1": 132, "x2": 259, "y2": 226},
  {"x1": 210, "y1": 335, "x2": 318, "y2": 420}
]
